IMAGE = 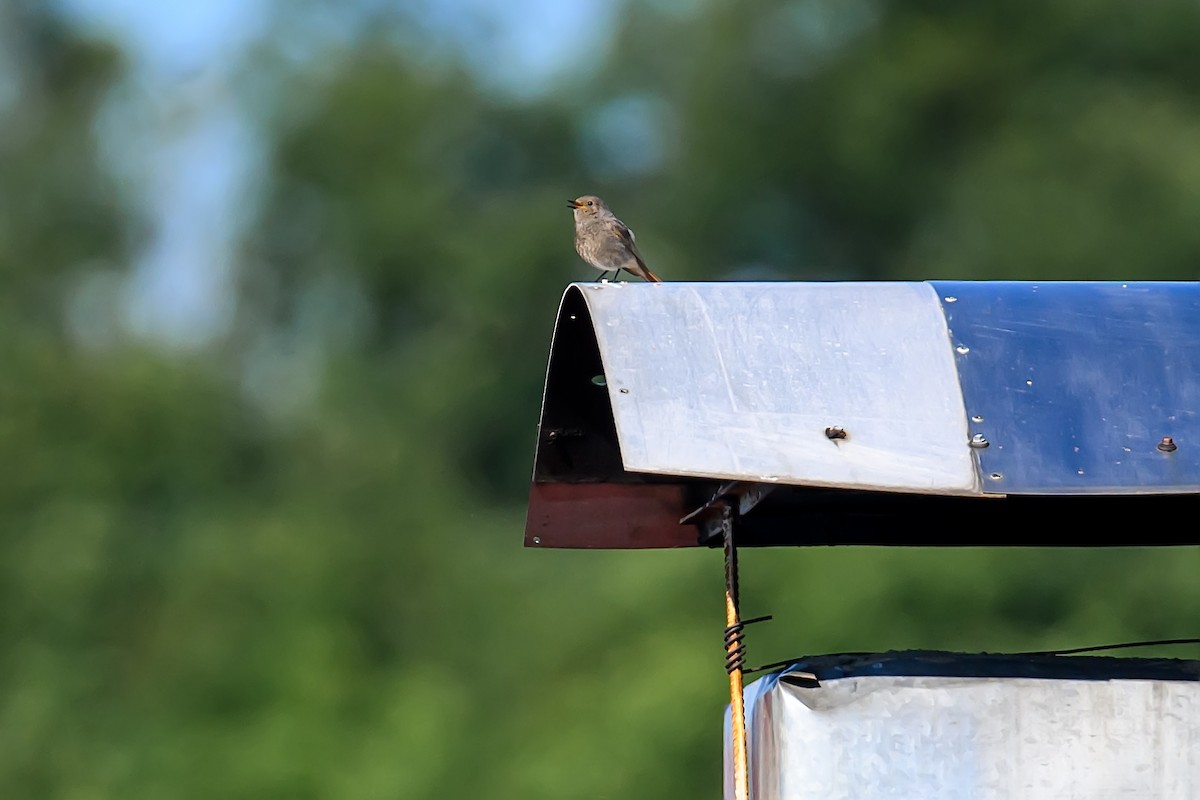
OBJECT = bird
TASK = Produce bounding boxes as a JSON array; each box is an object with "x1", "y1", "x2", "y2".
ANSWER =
[{"x1": 568, "y1": 195, "x2": 662, "y2": 282}]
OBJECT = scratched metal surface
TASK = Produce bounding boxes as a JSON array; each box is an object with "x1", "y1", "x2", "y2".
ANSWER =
[
  {"x1": 731, "y1": 669, "x2": 1200, "y2": 800},
  {"x1": 934, "y1": 281, "x2": 1200, "y2": 493},
  {"x1": 574, "y1": 282, "x2": 980, "y2": 495}
]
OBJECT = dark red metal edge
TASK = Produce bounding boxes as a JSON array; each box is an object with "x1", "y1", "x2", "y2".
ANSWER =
[{"x1": 525, "y1": 482, "x2": 699, "y2": 549}]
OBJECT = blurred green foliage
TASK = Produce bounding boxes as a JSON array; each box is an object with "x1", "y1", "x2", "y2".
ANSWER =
[{"x1": 1, "y1": 1, "x2": 1198, "y2": 797}]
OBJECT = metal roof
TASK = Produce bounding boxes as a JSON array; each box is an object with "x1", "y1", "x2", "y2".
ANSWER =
[
  {"x1": 525, "y1": 281, "x2": 1200, "y2": 548},
  {"x1": 733, "y1": 651, "x2": 1200, "y2": 800}
]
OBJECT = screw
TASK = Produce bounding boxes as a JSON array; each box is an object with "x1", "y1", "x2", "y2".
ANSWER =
[
  {"x1": 1157, "y1": 436, "x2": 1178, "y2": 453},
  {"x1": 969, "y1": 433, "x2": 989, "y2": 449},
  {"x1": 825, "y1": 426, "x2": 848, "y2": 440},
  {"x1": 532, "y1": 536, "x2": 541, "y2": 545}
]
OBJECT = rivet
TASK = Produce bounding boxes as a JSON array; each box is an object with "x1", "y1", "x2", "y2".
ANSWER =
[
  {"x1": 619, "y1": 387, "x2": 630, "y2": 394},
  {"x1": 532, "y1": 536, "x2": 541, "y2": 545},
  {"x1": 955, "y1": 345, "x2": 970, "y2": 355},
  {"x1": 944, "y1": 296, "x2": 958, "y2": 303},
  {"x1": 989, "y1": 472, "x2": 1003, "y2": 480},
  {"x1": 969, "y1": 434, "x2": 989, "y2": 449},
  {"x1": 1157, "y1": 436, "x2": 1178, "y2": 453},
  {"x1": 824, "y1": 426, "x2": 848, "y2": 441}
]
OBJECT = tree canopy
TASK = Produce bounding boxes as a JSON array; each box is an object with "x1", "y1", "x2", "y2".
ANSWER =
[{"x1": 2, "y1": 1, "x2": 1197, "y2": 796}]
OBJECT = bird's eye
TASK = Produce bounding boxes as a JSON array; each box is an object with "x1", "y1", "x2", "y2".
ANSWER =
[{"x1": 586, "y1": 201, "x2": 593, "y2": 206}]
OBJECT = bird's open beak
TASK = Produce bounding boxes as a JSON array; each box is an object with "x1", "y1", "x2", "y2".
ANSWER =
[{"x1": 567, "y1": 199, "x2": 581, "y2": 209}]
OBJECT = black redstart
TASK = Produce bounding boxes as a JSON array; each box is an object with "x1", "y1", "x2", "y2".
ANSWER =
[{"x1": 568, "y1": 195, "x2": 662, "y2": 282}]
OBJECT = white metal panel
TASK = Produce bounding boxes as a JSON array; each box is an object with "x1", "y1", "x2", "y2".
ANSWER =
[
  {"x1": 580, "y1": 282, "x2": 980, "y2": 495},
  {"x1": 731, "y1": 674, "x2": 1200, "y2": 800}
]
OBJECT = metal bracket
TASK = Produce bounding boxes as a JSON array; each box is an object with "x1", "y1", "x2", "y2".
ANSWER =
[{"x1": 680, "y1": 480, "x2": 776, "y2": 544}]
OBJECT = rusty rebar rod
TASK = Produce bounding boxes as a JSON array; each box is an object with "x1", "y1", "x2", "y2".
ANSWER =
[{"x1": 721, "y1": 503, "x2": 749, "y2": 800}]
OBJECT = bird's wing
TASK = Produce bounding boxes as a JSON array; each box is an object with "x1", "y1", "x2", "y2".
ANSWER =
[
  {"x1": 610, "y1": 219, "x2": 660, "y2": 281},
  {"x1": 611, "y1": 220, "x2": 644, "y2": 261}
]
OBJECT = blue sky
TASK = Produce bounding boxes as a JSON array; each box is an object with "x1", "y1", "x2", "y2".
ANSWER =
[{"x1": 53, "y1": 0, "x2": 615, "y2": 346}]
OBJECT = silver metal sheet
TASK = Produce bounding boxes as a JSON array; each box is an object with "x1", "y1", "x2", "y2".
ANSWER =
[
  {"x1": 578, "y1": 282, "x2": 979, "y2": 495},
  {"x1": 731, "y1": 673, "x2": 1200, "y2": 799}
]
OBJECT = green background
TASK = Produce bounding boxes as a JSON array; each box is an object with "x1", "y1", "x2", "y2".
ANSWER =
[{"x1": 3, "y1": 1, "x2": 1198, "y2": 796}]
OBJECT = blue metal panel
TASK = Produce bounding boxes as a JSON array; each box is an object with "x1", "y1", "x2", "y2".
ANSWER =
[{"x1": 932, "y1": 281, "x2": 1200, "y2": 494}]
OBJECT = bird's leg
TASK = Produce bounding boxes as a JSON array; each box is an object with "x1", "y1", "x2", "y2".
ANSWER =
[{"x1": 595, "y1": 271, "x2": 611, "y2": 283}]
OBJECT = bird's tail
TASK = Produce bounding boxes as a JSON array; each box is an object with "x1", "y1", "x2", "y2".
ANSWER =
[{"x1": 632, "y1": 252, "x2": 662, "y2": 282}]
